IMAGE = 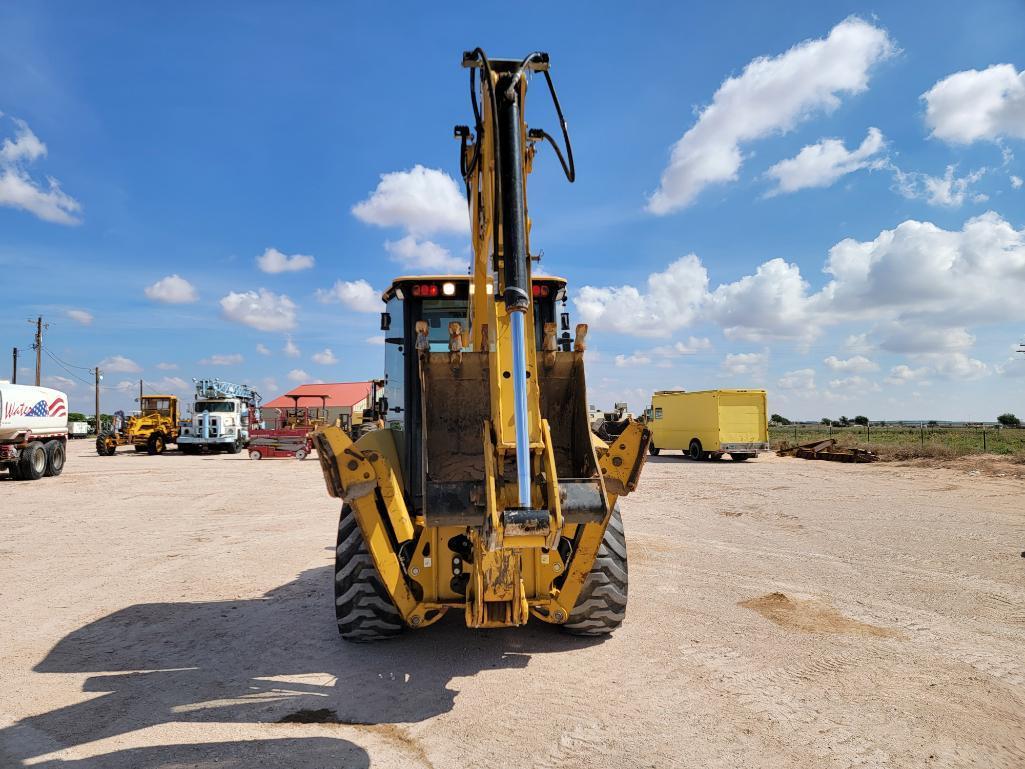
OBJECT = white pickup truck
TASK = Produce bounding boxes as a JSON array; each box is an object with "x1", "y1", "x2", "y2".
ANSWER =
[{"x1": 0, "y1": 382, "x2": 69, "y2": 481}]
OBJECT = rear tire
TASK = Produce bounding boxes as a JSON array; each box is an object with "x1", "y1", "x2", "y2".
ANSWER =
[
  {"x1": 689, "y1": 439, "x2": 703, "y2": 460},
  {"x1": 147, "y1": 433, "x2": 166, "y2": 455},
  {"x1": 563, "y1": 505, "x2": 628, "y2": 636},
  {"x1": 18, "y1": 441, "x2": 47, "y2": 481},
  {"x1": 44, "y1": 441, "x2": 66, "y2": 477},
  {"x1": 334, "y1": 504, "x2": 405, "y2": 642}
]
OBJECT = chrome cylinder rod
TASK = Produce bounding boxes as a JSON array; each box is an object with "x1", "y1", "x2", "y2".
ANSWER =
[{"x1": 510, "y1": 308, "x2": 532, "y2": 507}]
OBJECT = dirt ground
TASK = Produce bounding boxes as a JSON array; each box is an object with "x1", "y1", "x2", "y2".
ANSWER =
[{"x1": 2, "y1": 440, "x2": 1024, "y2": 768}]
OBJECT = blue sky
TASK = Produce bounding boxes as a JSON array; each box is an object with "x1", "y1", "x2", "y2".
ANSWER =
[{"x1": 1, "y1": 2, "x2": 1024, "y2": 421}]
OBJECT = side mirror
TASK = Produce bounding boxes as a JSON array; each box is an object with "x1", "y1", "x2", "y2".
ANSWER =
[
  {"x1": 380, "y1": 312, "x2": 391, "y2": 331},
  {"x1": 560, "y1": 312, "x2": 570, "y2": 331}
]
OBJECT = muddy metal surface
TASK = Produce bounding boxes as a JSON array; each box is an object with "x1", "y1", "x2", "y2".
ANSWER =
[{"x1": 1, "y1": 440, "x2": 1024, "y2": 768}]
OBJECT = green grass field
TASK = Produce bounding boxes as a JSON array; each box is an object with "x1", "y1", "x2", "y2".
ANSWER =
[{"x1": 769, "y1": 425, "x2": 1025, "y2": 459}]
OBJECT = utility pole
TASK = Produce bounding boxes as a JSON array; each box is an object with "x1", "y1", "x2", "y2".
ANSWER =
[
  {"x1": 94, "y1": 367, "x2": 102, "y2": 436},
  {"x1": 33, "y1": 316, "x2": 43, "y2": 386},
  {"x1": 139, "y1": 378, "x2": 143, "y2": 407},
  {"x1": 10, "y1": 347, "x2": 17, "y2": 384}
]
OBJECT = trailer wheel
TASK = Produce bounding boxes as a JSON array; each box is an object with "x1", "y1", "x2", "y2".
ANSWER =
[
  {"x1": 249, "y1": 450, "x2": 262, "y2": 460},
  {"x1": 648, "y1": 442, "x2": 660, "y2": 456},
  {"x1": 563, "y1": 505, "x2": 628, "y2": 636},
  {"x1": 147, "y1": 433, "x2": 166, "y2": 455},
  {"x1": 44, "y1": 441, "x2": 66, "y2": 477},
  {"x1": 18, "y1": 441, "x2": 47, "y2": 481},
  {"x1": 689, "y1": 439, "x2": 703, "y2": 460},
  {"x1": 334, "y1": 503, "x2": 404, "y2": 642},
  {"x1": 295, "y1": 448, "x2": 308, "y2": 460},
  {"x1": 8, "y1": 463, "x2": 21, "y2": 480}
]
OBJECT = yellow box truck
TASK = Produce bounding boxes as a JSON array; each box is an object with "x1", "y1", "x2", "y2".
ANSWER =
[{"x1": 646, "y1": 390, "x2": 769, "y2": 461}]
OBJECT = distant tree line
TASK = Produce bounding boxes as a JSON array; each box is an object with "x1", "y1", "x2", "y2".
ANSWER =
[{"x1": 770, "y1": 413, "x2": 1021, "y2": 427}]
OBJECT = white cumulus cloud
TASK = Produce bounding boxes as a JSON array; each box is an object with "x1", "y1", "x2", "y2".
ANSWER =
[
  {"x1": 778, "y1": 368, "x2": 816, "y2": 392},
  {"x1": 315, "y1": 279, "x2": 381, "y2": 313},
  {"x1": 384, "y1": 235, "x2": 465, "y2": 272},
  {"x1": 287, "y1": 368, "x2": 310, "y2": 383},
  {"x1": 575, "y1": 255, "x2": 708, "y2": 338},
  {"x1": 283, "y1": 337, "x2": 300, "y2": 358},
  {"x1": 155, "y1": 362, "x2": 178, "y2": 370},
  {"x1": 256, "y1": 343, "x2": 271, "y2": 356},
  {"x1": 1012, "y1": 175, "x2": 1023, "y2": 189},
  {"x1": 823, "y1": 355, "x2": 878, "y2": 373},
  {"x1": 892, "y1": 165, "x2": 987, "y2": 207},
  {"x1": 312, "y1": 348, "x2": 338, "y2": 365},
  {"x1": 721, "y1": 351, "x2": 768, "y2": 378},
  {"x1": 199, "y1": 353, "x2": 243, "y2": 366},
  {"x1": 766, "y1": 127, "x2": 886, "y2": 195},
  {"x1": 145, "y1": 274, "x2": 198, "y2": 304},
  {"x1": 256, "y1": 247, "x2": 315, "y2": 273},
  {"x1": 66, "y1": 309, "x2": 93, "y2": 325},
  {"x1": 0, "y1": 117, "x2": 82, "y2": 225},
  {"x1": 647, "y1": 17, "x2": 894, "y2": 213},
  {"x1": 614, "y1": 353, "x2": 653, "y2": 368},
  {"x1": 99, "y1": 355, "x2": 141, "y2": 373},
  {"x1": 923, "y1": 64, "x2": 1025, "y2": 144},
  {"x1": 220, "y1": 289, "x2": 296, "y2": 331},
  {"x1": 352, "y1": 165, "x2": 467, "y2": 236}
]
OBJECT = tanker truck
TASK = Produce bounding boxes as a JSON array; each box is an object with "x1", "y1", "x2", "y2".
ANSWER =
[{"x1": 0, "y1": 381, "x2": 69, "y2": 481}]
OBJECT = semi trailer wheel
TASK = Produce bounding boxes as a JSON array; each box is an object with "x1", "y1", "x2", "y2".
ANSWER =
[
  {"x1": 17, "y1": 441, "x2": 47, "y2": 481},
  {"x1": 689, "y1": 439, "x2": 703, "y2": 460},
  {"x1": 147, "y1": 433, "x2": 166, "y2": 455},
  {"x1": 44, "y1": 441, "x2": 65, "y2": 477},
  {"x1": 249, "y1": 450, "x2": 262, "y2": 460},
  {"x1": 563, "y1": 505, "x2": 628, "y2": 636},
  {"x1": 334, "y1": 503, "x2": 404, "y2": 642}
]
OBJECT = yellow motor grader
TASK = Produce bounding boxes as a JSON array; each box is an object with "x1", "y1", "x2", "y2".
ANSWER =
[
  {"x1": 96, "y1": 394, "x2": 179, "y2": 456},
  {"x1": 314, "y1": 50, "x2": 650, "y2": 640}
]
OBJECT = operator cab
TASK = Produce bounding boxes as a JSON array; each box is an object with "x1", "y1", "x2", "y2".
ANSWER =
[
  {"x1": 378, "y1": 274, "x2": 572, "y2": 501},
  {"x1": 138, "y1": 395, "x2": 177, "y2": 421}
]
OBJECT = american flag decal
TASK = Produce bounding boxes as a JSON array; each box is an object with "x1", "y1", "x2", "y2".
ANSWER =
[{"x1": 25, "y1": 397, "x2": 66, "y2": 418}]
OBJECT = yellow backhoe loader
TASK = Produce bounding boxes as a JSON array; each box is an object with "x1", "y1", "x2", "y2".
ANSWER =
[{"x1": 314, "y1": 50, "x2": 650, "y2": 640}]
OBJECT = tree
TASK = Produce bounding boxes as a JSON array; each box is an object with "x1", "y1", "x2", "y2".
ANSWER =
[
  {"x1": 771, "y1": 413, "x2": 791, "y2": 425},
  {"x1": 853, "y1": 415, "x2": 869, "y2": 426},
  {"x1": 838, "y1": 415, "x2": 850, "y2": 427},
  {"x1": 820, "y1": 417, "x2": 831, "y2": 426},
  {"x1": 997, "y1": 413, "x2": 1020, "y2": 427},
  {"x1": 68, "y1": 411, "x2": 88, "y2": 423},
  {"x1": 927, "y1": 420, "x2": 938, "y2": 427}
]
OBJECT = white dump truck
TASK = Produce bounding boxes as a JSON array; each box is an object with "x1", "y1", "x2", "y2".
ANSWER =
[
  {"x1": 177, "y1": 378, "x2": 262, "y2": 454},
  {"x1": 0, "y1": 381, "x2": 69, "y2": 480}
]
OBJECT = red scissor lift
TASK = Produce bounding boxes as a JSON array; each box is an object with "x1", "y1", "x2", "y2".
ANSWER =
[{"x1": 248, "y1": 394, "x2": 333, "y2": 460}]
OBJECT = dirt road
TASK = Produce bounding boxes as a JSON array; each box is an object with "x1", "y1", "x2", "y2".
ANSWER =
[{"x1": 2, "y1": 440, "x2": 1024, "y2": 768}]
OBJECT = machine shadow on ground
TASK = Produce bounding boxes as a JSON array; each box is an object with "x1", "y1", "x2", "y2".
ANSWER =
[{"x1": 2, "y1": 566, "x2": 605, "y2": 767}]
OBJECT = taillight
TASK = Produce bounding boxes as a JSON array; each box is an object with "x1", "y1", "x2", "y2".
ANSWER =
[
  {"x1": 532, "y1": 284, "x2": 550, "y2": 297},
  {"x1": 411, "y1": 283, "x2": 439, "y2": 298}
]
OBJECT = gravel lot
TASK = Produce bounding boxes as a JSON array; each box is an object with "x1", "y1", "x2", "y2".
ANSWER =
[{"x1": 2, "y1": 439, "x2": 1024, "y2": 768}]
